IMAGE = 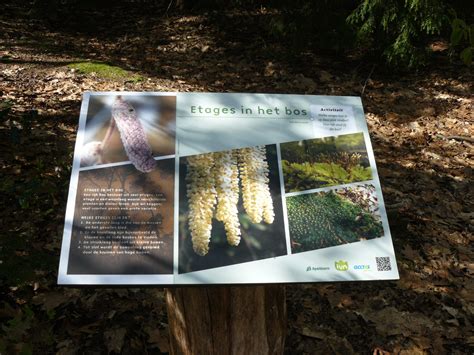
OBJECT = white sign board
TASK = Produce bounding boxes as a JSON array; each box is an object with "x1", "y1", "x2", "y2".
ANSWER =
[{"x1": 58, "y1": 92, "x2": 399, "y2": 285}]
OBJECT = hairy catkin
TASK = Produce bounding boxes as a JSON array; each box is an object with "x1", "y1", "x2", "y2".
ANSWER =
[
  {"x1": 214, "y1": 151, "x2": 241, "y2": 246},
  {"x1": 186, "y1": 153, "x2": 217, "y2": 256},
  {"x1": 238, "y1": 146, "x2": 274, "y2": 224},
  {"x1": 81, "y1": 141, "x2": 103, "y2": 167},
  {"x1": 186, "y1": 146, "x2": 275, "y2": 256},
  {"x1": 111, "y1": 96, "x2": 157, "y2": 173}
]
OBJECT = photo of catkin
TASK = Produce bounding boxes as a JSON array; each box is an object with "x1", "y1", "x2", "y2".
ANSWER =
[
  {"x1": 287, "y1": 184, "x2": 384, "y2": 254},
  {"x1": 79, "y1": 94, "x2": 176, "y2": 172},
  {"x1": 280, "y1": 132, "x2": 372, "y2": 192},
  {"x1": 178, "y1": 144, "x2": 287, "y2": 274}
]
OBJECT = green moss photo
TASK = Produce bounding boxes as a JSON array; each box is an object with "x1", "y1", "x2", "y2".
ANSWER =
[
  {"x1": 280, "y1": 133, "x2": 372, "y2": 193},
  {"x1": 287, "y1": 184, "x2": 384, "y2": 253}
]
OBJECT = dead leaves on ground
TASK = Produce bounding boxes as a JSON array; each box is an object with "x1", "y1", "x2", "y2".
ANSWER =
[{"x1": 1, "y1": 2, "x2": 473, "y2": 354}]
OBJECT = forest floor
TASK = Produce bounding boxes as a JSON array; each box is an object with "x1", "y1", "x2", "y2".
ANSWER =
[{"x1": 1, "y1": 2, "x2": 473, "y2": 354}]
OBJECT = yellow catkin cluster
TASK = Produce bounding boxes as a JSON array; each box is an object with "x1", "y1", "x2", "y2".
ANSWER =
[
  {"x1": 187, "y1": 146, "x2": 274, "y2": 256},
  {"x1": 214, "y1": 151, "x2": 241, "y2": 246},
  {"x1": 238, "y1": 146, "x2": 275, "y2": 224},
  {"x1": 186, "y1": 153, "x2": 217, "y2": 256}
]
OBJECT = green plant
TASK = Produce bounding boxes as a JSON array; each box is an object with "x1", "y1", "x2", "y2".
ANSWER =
[
  {"x1": 280, "y1": 133, "x2": 371, "y2": 192},
  {"x1": 267, "y1": 0, "x2": 356, "y2": 52},
  {"x1": 287, "y1": 191, "x2": 383, "y2": 253},
  {"x1": 282, "y1": 160, "x2": 372, "y2": 192},
  {"x1": 449, "y1": 10, "x2": 473, "y2": 65},
  {"x1": 347, "y1": 0, "x2": 447, "y2": 68}
]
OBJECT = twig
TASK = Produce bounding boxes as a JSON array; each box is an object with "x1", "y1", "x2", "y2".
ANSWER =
[
  {"x1": 361, "y1": 65, "x2": 375, "y2": 96},
  {"x1": 165, "y1": 0, "x2": 174, "y2": 17},
  {"x1": 445, "y1": 135, "x2": 474, "y2": 144}
]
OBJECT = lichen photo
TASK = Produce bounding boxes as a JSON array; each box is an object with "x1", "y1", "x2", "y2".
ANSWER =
[
  {"x1": 280, "y1": 132, "x2": 372, "y2": 192},
  {"x1": 79, "y1": 95, "x2": 176, "y2": 172},
  {"x1": 178, "y1": 145, "x2": 287, "y2": 273},
  {"x1": 287, "y1": 184, "x2": 384, "y2": 253}
]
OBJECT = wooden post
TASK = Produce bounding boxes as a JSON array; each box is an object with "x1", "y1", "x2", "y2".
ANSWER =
[{"x1": 165, "y1": 285, "x2": 286, "y2": 355}]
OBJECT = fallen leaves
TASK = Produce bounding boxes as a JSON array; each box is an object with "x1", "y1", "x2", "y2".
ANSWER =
[
  {"x1": 357, "y1": 306, "x2": 433, "y2": 337},
  {"x1": 1, "y1": 2, "x2": 473, "y2": 354},
  {"x1": 104, "y1": 327, "x2": 127, "y2": 353}
]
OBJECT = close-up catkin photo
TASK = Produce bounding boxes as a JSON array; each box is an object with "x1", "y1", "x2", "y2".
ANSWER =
[
  {"x1": 186, "y1": 153, "x2": 218, "y2": 256},
  {"x1": 186, "y1": 146, "x2": 275, "y2": 256},
  {"x1": 214, "y1": 151, "x2": 241, "y2": 247},
  {"x1": 238, "y1": 146, "x2": 274, "y2": 224},
  {"x1": 111, "y1": 96, "x2": 157, "y2": 173}
]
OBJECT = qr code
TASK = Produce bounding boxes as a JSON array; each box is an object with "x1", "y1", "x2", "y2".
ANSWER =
[{"x1": 376, "y1": 257, "x2": 392, "y2": 271}]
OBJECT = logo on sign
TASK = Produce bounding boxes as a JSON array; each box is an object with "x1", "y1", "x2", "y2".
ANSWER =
[
  {"x1": 335, "y1": 260, "x2": 349, "y2": 271},
  {"x1": 353, "y1": 264, "x2": 370, "y2": 270},
  {"x1": 306, "y1": 266, "x2": 330, "y2": 272}
]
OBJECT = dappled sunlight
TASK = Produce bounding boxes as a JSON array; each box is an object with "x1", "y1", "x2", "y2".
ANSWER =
[{"x1": 1, "y1": 1, "x2": 472, "y2": 354}]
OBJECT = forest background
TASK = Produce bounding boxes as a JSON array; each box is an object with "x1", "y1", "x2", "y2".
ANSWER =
[{"x1": 0, "y1": 0, "x2": 473, "y2": 354}]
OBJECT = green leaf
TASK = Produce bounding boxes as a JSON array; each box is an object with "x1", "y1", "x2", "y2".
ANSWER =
[
  {"x1": 451, "y1": 26, "x2": 463, "y2": 46},
  {"x1": 460, "y1": 47, "x2": 472, "y2": 65},
  {"x1": 287, "y1": 190, "x2": 383, "y2": 252},
  {"x1": 469, "y1": 25, "x2": 474, "y2": 45},
  {"x1": 313, "y1": 163, "x2": 348, "y2": 181},
  {"x1": 349, "y1": 165, "x2": 372, "y2": 181}
]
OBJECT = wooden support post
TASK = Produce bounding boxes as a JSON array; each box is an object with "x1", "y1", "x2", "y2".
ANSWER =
[{"x1": 165, "y1": 285, "x2": 286, "y2": 355}]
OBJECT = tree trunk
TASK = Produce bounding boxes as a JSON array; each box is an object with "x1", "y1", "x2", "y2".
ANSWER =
[{"x1": 165, "y1": 285, "x2": 286, "y2": 355}]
